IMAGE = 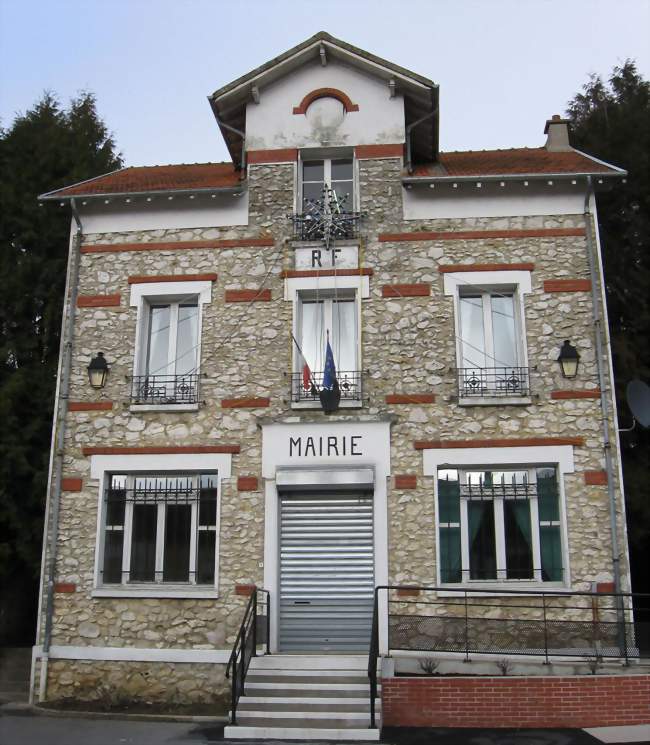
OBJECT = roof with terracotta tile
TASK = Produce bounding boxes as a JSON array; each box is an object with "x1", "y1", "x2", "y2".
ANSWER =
[
  {"x1": 410, "y1": 148, "x2": 624, "y2": 178},
  {"x1": 40, "y1": 162, "x2": 242, "y2": 199}
]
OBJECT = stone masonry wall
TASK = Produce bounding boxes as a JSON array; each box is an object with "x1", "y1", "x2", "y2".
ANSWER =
[{"x1": 36, "y1": 154, "x2": 630, "y2": 702}]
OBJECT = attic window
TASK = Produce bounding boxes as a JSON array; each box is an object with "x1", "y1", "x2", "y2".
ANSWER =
[{"x1": 305, "y1": 97, "x2": 345, "y2": 130}]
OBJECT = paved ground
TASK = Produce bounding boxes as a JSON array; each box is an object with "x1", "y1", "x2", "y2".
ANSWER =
[{"x1": 1, "y1": 714, "x2": 649, "y2": 745}]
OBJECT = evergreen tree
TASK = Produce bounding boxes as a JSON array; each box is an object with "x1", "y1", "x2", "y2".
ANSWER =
[
  {"x1": 0, "y1": 93, "x2": 122, "y2": 642},
  {"x1": 567, "y1": 62, "x2": 650, "y2": 593}
]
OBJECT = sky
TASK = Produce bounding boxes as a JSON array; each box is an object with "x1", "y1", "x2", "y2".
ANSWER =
[{"x1": 1, "y1": 0, "x2": 649, "y2": 167}]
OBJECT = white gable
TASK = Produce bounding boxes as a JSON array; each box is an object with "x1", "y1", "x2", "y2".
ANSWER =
[{"x1": 245, "y1": 58, "x2": 405, "y2": 151}]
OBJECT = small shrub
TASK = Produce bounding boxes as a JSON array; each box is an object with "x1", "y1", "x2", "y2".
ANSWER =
[{"x1": 418, "y1": 657, "x2": 439, "y2": 675}]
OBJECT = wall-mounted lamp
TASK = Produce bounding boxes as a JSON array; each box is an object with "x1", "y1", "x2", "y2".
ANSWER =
[
  {"x1": 87, "y1": 352, "x2": 109, "y2": 389},
  {"x1": 557, "y1": 340, "x2": 580, "y2": 379}
]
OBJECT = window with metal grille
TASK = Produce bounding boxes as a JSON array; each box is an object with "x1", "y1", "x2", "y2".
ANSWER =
[
  {"x1": 437, "y1": 466, "x2": 563, "y2": 585},
  {"x1": 101, "y1": 473, "x2": 218, "y2": 586}
]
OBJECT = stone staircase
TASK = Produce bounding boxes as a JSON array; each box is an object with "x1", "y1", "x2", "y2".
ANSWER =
[
  {"x1": 224, "y1": 654, "x2": 380, "y2": 741},
  {"x1": 0, "y1": 647, "x2": 31, "y2": 704}
]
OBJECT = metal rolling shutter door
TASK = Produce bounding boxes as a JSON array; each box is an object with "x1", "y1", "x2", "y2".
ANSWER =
[{"x1": 279, "y1": 492, "x2": 375, "y2": 652}]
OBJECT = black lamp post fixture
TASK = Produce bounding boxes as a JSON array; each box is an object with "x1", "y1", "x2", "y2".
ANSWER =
[
  {"x1": 557, "y1": 340, "x2": 580, "y2": 379},
  {"x1": 87, "y1": 352, "x2": 109, "y2": 389}
]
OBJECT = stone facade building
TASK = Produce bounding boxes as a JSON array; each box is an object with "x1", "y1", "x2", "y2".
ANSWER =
[{"x1": 33, "y1": 32, "x2": 634, "y2": 736}]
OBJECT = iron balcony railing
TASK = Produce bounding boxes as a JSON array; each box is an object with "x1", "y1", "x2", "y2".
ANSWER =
[
  {"x1": 289, "y1": 211, "x2": 363, "y2": 241},
  {"x1": 226, "y1": 588, "x2": 271, "y2": 726},
  {"x1": 290, "y1": 370, "x2": 362, "y2": 403},
  {"x1": 367, "y1": 584, "x2": 650, "y2": 728},
  {"x1": 457, "y1": 366, "x2": 531, "y2": 398},
  {"x1": 129, "y1": 373, "x2": 200, "y2": 405}
]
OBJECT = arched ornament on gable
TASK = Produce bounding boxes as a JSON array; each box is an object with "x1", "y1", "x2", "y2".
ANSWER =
[{"x1": 292, "y1": 88, "x2": 360, "y2": 115}]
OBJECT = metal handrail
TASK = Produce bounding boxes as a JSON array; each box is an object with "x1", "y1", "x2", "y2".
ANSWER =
[
  {"x1": 225, "y1": 587, "x2": 270, "y2": 725},
  {"x1": 368, "y1": 584, "x2": 650, "y2": 729}
]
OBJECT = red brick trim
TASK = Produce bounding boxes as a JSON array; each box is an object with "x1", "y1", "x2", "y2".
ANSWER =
[
  {"x1": 234, "y1": 584, "x2": 256, "y2": 596},
  {"x1": 281, "y1": 268, "x2": 373, "y2": 279},
  {"x1": 221, "y1": 397, "x2": 270, "y2": 409},
  {"x1": 597, "y1": 581, "x2": 615, "y2": 593},
  {"x1": 544, "y1": 279, "x2": 592, "y2": 292},
  {"x1": 224, "y1": 289, "x2": 272, "y2": 302},
  {"x1": 381, "y1": 675, "x2": 650, "y2": 728},
  {"x1": 354, "y1": 144, "x2": 403, "y2": 159},
  {"x1": 77, "y1": 294, "x2": 121, "y2": 308},
  {"x1": 386, "y1": 394, "x2": 436, "y2": 404},
  {"x1": 128, "y1": 273, "x2": 217, "y2": 284},
  {"x1": 414, "y1": 436, "x2": 584, "y2": 450},
  {"x1": 82, "y1": 445, "x2": 240, "y2": 455},
  {"x1": 395, "y1": 475, "x2": 417, "y2": 489},
  {"x1": 247, "y1": 148, "x2": 298, "y2": 164},
  {"x1": 439, "y1": 262, "x2": 535, "y2": 273},
  {"x1": 551, "y1": 389, "x2": 601, "y2": 400},
  {"x1": 382, "y1": 283, "x2": 430, "y2": 298},
  {"x1": 379, "y1": 228, "x2": 585, "y2": 243},
  {"x1": 396, "y1": 588, "x2": 421, "y2": 598},
  {"x1": 237, "y1": 476, "x2": 259, "y2": 491},
  {"x1": 61, "y1": 478, "x2": 83, "y2": 492},
  {"x1": 81, "y1": 238, "x2": 274, "y2": 254},
  {"x1": 293, "y1": 88, "x2": 359, "y2": 115},
  {"x1": 585, "y1": 470, "x2": 608, "y2": 485},
  {"x1": 68, "y1": 401, "x2": 114, "y2": 411},
  {"x1": 54, "y1": 583, "x2": 76, "y2": 593}
]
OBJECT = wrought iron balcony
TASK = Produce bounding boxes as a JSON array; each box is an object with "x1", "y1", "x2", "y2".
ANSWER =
[
  {"x1": 129, "y1": 373, "x2": 200, "y2": 405},
  {"x1": 289, "y1": 210, "x2": 363, "y2": 242},
  {"x1": 456, "y1": 366, "x2": 531, "y2": 398},
  {"x1": 290, "y1": 370, "x2": 362, "y2": 404}
]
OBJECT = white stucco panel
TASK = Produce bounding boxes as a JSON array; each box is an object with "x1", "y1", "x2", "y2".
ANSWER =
[{"x1": 246, "y1": 59, "x2": 405, "y2": 150}]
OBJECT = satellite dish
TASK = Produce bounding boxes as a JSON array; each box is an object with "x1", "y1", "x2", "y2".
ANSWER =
[{"x1": 626, "y1": 380, "x2": 650, "y2": 429}]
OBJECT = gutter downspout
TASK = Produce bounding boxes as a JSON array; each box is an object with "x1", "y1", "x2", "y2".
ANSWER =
[
  {"x1": 582, "y1": 176, "x2": 626, "y2": 641},
  {"x1": 38, "y1": 198, "x2": 83, "y2": 701},
  {"x1": 406, "y1": 108, "x2": 436, "y2": 174}
]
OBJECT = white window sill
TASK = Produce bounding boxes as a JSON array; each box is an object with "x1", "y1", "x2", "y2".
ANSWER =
[
  {"x1": 129, "y1": 403, "x2": 200, "y2": 413},
  {"x1": 436, "y1": 582, "x2": 569, "y2": 597},
  {"x1": 92, "y1": 586, "x2": 218, "y2": 599},
  {"x1": 458, "y1": 396, "x2": 533, "y2": 407},
  {"x1": 290, "y1": 399, "x2": 363, "y2": 410}
]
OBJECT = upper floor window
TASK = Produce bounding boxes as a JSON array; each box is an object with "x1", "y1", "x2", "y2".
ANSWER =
[
  {"x1": 292, "y1": 289, "x2": 361, "y2": 406},
  {"x1": 443, "y1": 271, "x2": 532, "y2": 404},
  {"x1": 301, "y1": 158, "x2": 354, "y2": 212},
  {"x1": 129, "y1": 279, "x2": 213, "y2": 409}
]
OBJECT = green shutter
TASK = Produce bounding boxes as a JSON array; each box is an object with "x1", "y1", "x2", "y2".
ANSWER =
[
  {"x1": 540, "y1": 526, "x2": 562, "y2": 581},
  {"x1": 438, "y1": 474, "x2": 461, "y2": 582},
  {"x1": 537, "y1": 467, "x2": 559, "y2": 522}
]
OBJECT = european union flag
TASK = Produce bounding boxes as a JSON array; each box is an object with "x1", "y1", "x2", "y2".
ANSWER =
[{"x1": 322, "y1": 334, "x2": 337, "y2": 390}]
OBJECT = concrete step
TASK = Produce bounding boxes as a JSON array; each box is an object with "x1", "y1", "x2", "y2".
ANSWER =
[
  {"x1": 245, "y1": 681, "x2": 377, "y2": 695},
  {"x1": 248, "y1": 672, "x2": 369, "y2": 685},
  {"x1": 248, "y1": 655, "x2": 368, "y2": 671},
  {"x1": 237, "y1": 697, "x2": 379, "y2": 713},
  {"x1": 223, "y1": 725, "x2": 380, "y2": 740},
  {"x1": 231, "y1": 713, "x2": 374, "y2": 728}
]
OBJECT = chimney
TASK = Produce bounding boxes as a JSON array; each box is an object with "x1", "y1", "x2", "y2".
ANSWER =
[{"x1": 544, "y1": 114, "x2": 572, "y2": 151}]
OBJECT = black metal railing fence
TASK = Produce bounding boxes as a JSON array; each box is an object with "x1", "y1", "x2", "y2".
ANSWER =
[
  {"x1": 129, "y1": 373, "x2": 200, "y2": 405},
  {"x1": 457, "y1": 366, "x2": 531, "y2": 398},
  {"x1": 368, "y1": 584, "x2": 649, "y2": 728},
  {"x1": 290, "y1": 369, "x2": 362, "y2": 403},
  {"x1": 226, "y1": 588, "x2": 270, "y2": 725}
]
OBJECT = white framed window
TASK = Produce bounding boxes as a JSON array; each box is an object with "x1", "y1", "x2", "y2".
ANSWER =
[
  {"x1": 301, "y1": 157, "x2": 355, "y2": 212},
  {"x1": 101, "y1": 472, "x2": 218, "y2": 588},
  {"x1": 443, "y1": 270, "x2": 532, "y2": 404},
  {"x1": 129, "y1": 280, "x2": 212, "y2": 409},
  {"x1": 437, "y1": 466, "x2": 564, "y2": 585},
  {"x1": 292, "y1": 288, "x2": 361, "y2": 406}
]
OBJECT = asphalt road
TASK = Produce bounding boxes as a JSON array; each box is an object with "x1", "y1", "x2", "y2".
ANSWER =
[{"x1": 0, "y1": 716, "x2": 628, "y2": 745}]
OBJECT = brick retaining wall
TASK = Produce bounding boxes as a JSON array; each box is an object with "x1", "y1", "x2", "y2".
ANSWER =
[{"x1": 381, "y1": 675, "x2": 650, "y2": 728}]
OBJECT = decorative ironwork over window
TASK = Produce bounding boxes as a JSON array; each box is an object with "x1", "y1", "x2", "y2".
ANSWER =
[
  {"x1": 129, "y1": 373, "x2": 200, "y2": 405},
  {"x1": 457, "y1": 366, "x2": 531, "y2": 398},
  {"x1": 290, "y1": 369, "x2": 362, "y2": 404},
  {"x1": 290, "y1": 187, "x2": 362, "y2": 245}
]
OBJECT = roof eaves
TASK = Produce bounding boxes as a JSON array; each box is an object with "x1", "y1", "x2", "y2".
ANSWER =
[
  {"x1": 37, "y1": 166, "x2": 128, "y2": 200},
  {"x1": 38, "y1": 184, "x2": 246, "y2": 201},
  {"x1": 570, "y1": 148, "x2": 627, "y2": 174},
  {"x1": 210, "y1": 31, "x2": 435, "y2": 103},
  {"x1": 402, "y1": 170, "x2": 627, "y2": 184}
]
